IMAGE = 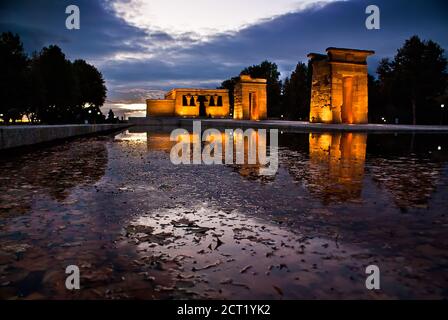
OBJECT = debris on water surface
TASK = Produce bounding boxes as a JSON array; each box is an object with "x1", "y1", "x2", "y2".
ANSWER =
[
  {"x1": 192, "y1": 260, "x2": 222, "y2": 272},
  {"x1": 240, "y1": 265, "x2": 252, "y2": 274},
  {"x1": 273, "y1": 286, "x2": 284, "y2": 296},
  {"x1": 1, "y1": 131, "x2": 447, "y2": 299}
]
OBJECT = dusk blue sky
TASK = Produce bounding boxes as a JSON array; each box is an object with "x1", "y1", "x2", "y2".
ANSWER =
[{"x1": 1, "y1": 0, "x2": 447, "y2": 117}]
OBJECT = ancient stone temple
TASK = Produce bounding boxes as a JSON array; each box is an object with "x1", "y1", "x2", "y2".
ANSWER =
[
  {"x1": 146, "y1": 75, "x2": 267, "y2": 120},
  {"x1": 147, "y1": 88, "x2": 230, "y2": 118},
  {"x1": 308, "y1": 48, "x2": 374, "y2": 124},
  {"x1": 233, "y1": 75, "x2": 267, "y2": 120}
]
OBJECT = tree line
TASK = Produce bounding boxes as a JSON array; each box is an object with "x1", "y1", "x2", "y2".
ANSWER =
[
  {"x1": 220, "y1": 35, "x2": 448, "y2": 124},
  {"x1": 0, "y1": 32, "x2": 113, "y2": 124},
  {"x1": 2, "y1": 32, "x2": 446, "y2": 125}
]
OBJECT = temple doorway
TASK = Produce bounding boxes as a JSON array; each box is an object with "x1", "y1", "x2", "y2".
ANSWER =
[
  {"x1": 198, "y1": 96, "x2": 207, "y2": 117},
  {"x1": 249, "y1": 92, "x2": 258, "y2": 120},
  {"x1": 342, "y1": 77, "x2": 354, "y2": 124}
]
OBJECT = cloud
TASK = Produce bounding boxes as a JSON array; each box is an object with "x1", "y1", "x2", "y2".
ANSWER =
[
  {"x1": 1, "y1": 0, "x2": 447, "y2": 114},
  {"x1": 101, "y1": 103, "x2": 147, "y2": 120},
  {"x1": 170, "y1": 0, "x2": 448, "y2": 74},
  {"x1": 0, "y1": 0, "x2": 148, "y2": 63},
  {"x1": 109, "y1": 0, "x2": 339, "y2": 39},
  {"x1": 100, "y1": 0, "x2": 448, "y2": 104}
]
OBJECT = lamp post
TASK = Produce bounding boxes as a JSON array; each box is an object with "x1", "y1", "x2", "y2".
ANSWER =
[{"x1": 441, "y1": 104, "x2": 445, "y2": 125}]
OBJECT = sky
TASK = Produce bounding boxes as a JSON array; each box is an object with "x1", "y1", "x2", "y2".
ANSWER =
[{"x1": 1, "y1": 0, "x2": 447, "y2": 118}]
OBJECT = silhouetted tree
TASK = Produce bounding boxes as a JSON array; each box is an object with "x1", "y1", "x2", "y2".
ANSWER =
[
  {"x1": 368, "y1": 74, "x2": 381, "y2": 122},
  {"x1": 1, "y1": 32, "x2": 107, "y2": 124},
  {"x1": 84, "y1": 105, "x2": 105, "y2": 124},
  {"x1": 218, "y1": 76, "x2": 239, "y2": 117},
  {"x1": 282, "y1": 62, "x2": 310, "y2": 120},
  {"x1": 220, "y1": 61, "x2": 282, "y2": 118},
  {"x1": 376, "y1": 36, "x2": 448, "y2": 124},
  {"x1": 107, "y1": 109, "x2": 116, "y2": 123},
  {"x1": 33, "y1": 45, "x2": 77, "y2": 123},
  {"x1": 0, "y1": 32, "x2": 28, "y2": 122},
  {"x1": 72, "y1": 59, "x2": 107, "y2": 110},
  {"x1": 27, "y1": 52, "x2": 47, "y2": 123}
]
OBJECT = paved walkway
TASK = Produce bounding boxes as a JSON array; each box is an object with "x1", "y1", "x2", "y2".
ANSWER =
[{"x1": 129, "y1": 117, "x2": 448, "y2": 132}]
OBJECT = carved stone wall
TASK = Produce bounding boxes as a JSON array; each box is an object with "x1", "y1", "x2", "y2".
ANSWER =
[
  {"x1": 146, "y1": 99, "x2": 175, "y2": 117},
  {"x1": 147, "y1": 89, "x2": 230, "y2": 118},
  {"x1": 308, "y1": 48, "x2": 374, "y2": 124},
  {"x1": 233, "y1": 75, "x2": 267, "y2": 120},
  {"x1": 146, "y1": 76, "x2": 268, "y2": 119}
]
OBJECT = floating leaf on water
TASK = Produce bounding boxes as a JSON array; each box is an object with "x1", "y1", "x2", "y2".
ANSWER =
[
  {"x1": 273, "y1": 285, "x2": 284, "y2": 296},
  {"x1": 240, "y1": 265, "x2": 252, "y2": 274}
]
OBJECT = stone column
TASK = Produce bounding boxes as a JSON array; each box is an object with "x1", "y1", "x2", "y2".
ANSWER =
[
  {"x1": 193, "y1": 95, "x2": 200, "y2": 107},
  {"x1": 203, "y1": 96, "x2": 210, "y2": 107},
  {"x1": 185, "y1": 95, "x2": 192, "y2": 106},
  {"x1": 212, "y1": 95, "x2": 218, "y2": 106}
]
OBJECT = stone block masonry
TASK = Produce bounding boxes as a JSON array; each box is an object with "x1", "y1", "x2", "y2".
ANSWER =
[
  {"x1": 0, "y1": 124, "x2": 130, "y2": 150},
  {"x1": 308, "y1": 48, "x2": 374, "y2": 124},
  {"x1": 146, "y1": 75, "x2": 267, "y2": 120},
  {"x1": 233, "y1": 75, "x2": 268, "y2": 121}
]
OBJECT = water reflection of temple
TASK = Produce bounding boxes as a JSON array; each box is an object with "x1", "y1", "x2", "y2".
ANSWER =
[
  {"x1": 122, "y1": 127, "x2": 448, "y2": 209},
  {"x1": 147, "y1": 132, "x2": 176, "y2": 152},
  {"x1": 116, "y1": 128, "x2": 176, "y2": 152},
  {"x1": 125, "y1": 127, "x2": 273, "y2": 179},
  {"x1": 229, "y1": 129, "x2": 274, "y2": 181},
  {"x1": 307, "y1": 133, "x2": 367, "y2": 203}
]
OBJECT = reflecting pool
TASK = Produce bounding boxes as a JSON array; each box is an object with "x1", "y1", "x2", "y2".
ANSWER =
[{"x1": 0, "y1": 126, "x2": 447, "y2": 299}]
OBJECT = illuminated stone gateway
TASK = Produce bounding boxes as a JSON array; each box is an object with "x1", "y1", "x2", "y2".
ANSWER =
[
  {"x1": 146, "y1": 75, "x2": 267, "y2": 120},
  {"x1": 308, "y1": 48, "x2": 374, "y2": 124},
  {"x1": 233, "y1": 75, "x2": 268, "y2": 120}
]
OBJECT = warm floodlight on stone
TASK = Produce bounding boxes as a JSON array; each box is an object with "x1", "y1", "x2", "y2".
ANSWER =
[
  {"x1": 146, "y1": 75, "x2": 267, "y2": 120},
  {"x1": 308, "y1": 48, "x2": 375, "y2": 124},
  {"x1": 233, "y1": 75, "x2": 268, "y2": 121}
]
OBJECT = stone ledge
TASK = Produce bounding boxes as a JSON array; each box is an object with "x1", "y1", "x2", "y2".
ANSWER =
[
  {"x1": 0, "y1": 124, "x2": 130, "y2": 150},
  {"x1": 129, "y1": 117, "x2": 183, "y2": 126},
  {"x1": 179, "y1": 119, "x2": 448, "y2": 133},
  {"x1": 127, "y1": 117, "x2": 448, "y2": 133}
]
